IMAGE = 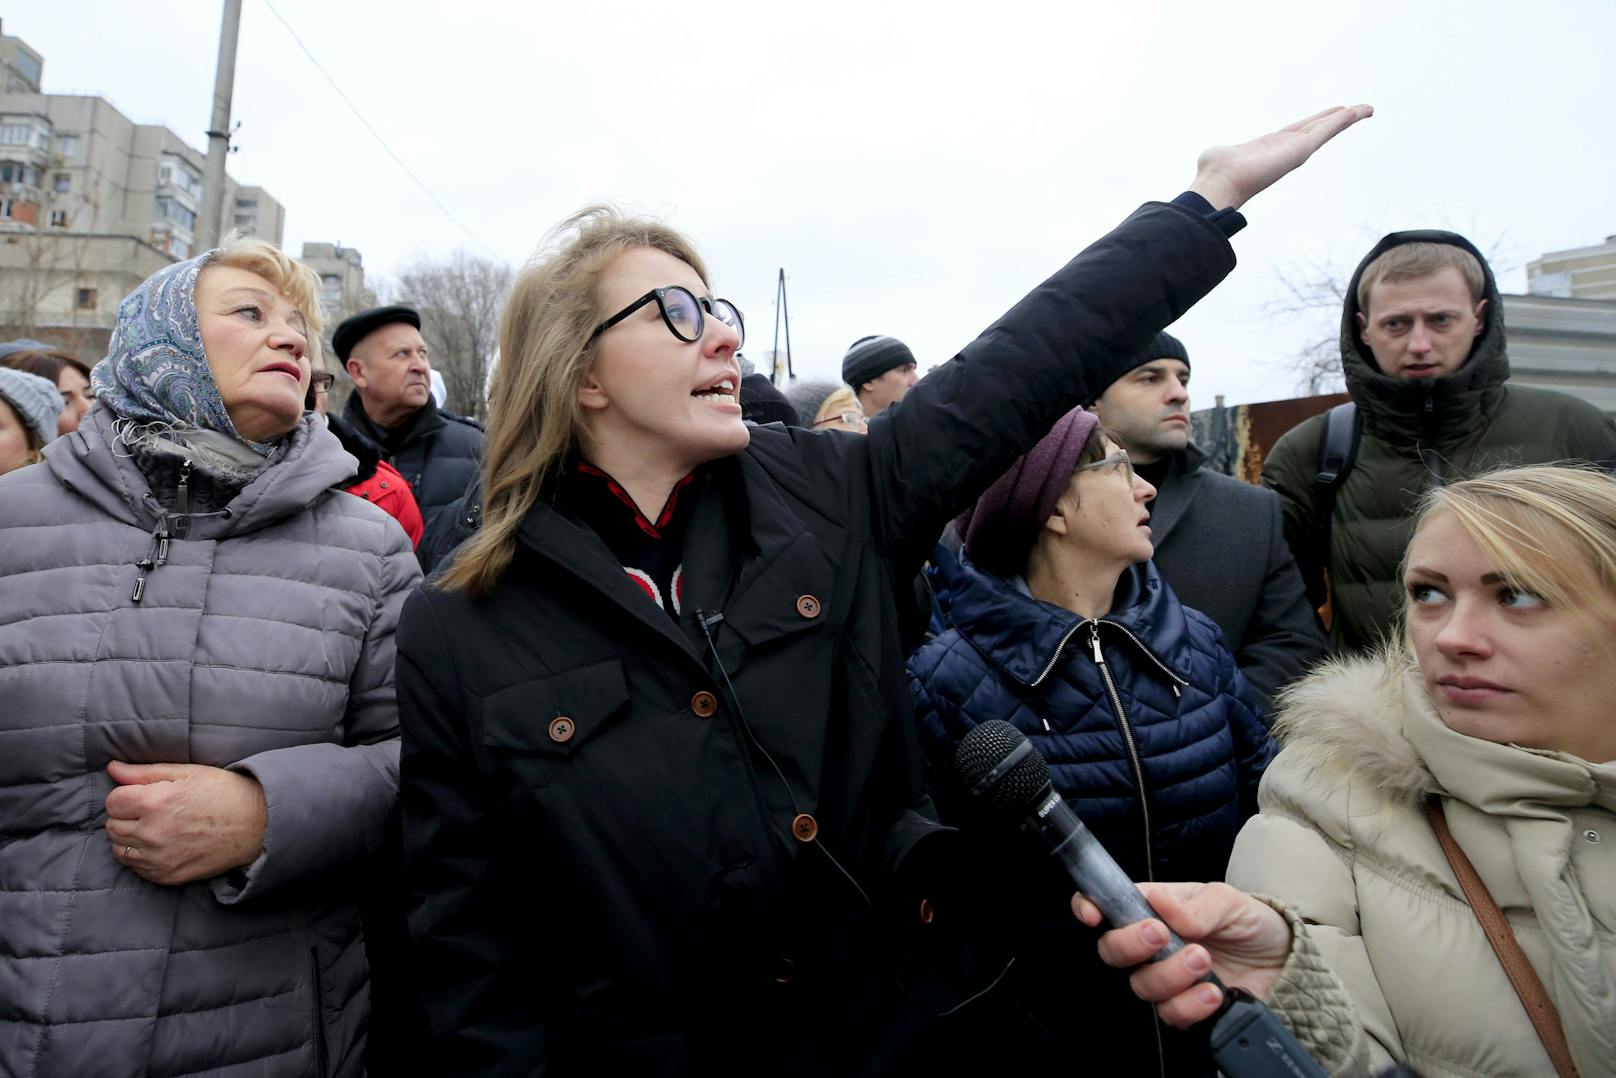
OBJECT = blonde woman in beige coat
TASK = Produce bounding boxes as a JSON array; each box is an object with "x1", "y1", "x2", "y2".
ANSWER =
[{"x1": 1081, "y1": 464, "x2": 1616, "y2": 1078}]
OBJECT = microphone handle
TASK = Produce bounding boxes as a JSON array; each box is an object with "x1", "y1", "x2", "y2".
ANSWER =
[{"x1": 1031, "y1": 794, "x2": 1192, "y2": 963}]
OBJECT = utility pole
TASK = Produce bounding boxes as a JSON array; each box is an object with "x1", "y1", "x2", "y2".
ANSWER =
[
  {"x1": 197, "y1": 0, "x2": 242, "y2": 251},
  {"x1": 770, "y1": 268, "x2": 794, "y2": 385}
]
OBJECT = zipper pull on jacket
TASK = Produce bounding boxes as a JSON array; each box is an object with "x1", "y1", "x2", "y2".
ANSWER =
[{"x1": 132, "y1": 513, "x2": 171, "y2": 603}]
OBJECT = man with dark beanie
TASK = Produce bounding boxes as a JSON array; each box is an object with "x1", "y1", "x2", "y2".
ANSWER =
[
  {"x1": 842, "y1": 334, "x2": 918, "y2": 416},
  {"x1": 1089, "y1": 331, "x2": 1323, "y2": 704}
]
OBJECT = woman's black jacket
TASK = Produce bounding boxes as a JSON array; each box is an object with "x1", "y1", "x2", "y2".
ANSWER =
[{"x1": 396, "y1": 200, "x2": 1239, "y2": 1076}]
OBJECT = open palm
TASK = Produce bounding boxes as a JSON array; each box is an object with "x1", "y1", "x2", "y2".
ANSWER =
[{"x1": 1190, "y1": 105, "x2": 1374, "y2": 211}]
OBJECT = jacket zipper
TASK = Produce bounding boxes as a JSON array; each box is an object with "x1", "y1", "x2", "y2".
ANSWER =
[
  {"x1": 1031, "y1": 617, "x2": 1187, "y2": 696},
  {"x1": 1030, "y1": 619, "x2": 1088, "y2": 688},
  {"x1": 131, "y1": 512, "x2": 171, "y2": 603},
  {"x1": 308, "y1": 947, "x2": 330, "y2": 1078},
  {"x1": 1087, "y1": 624, "x2": 1168, "y2": 1078},
  {"x1": 172, "y1": 459, "x2": 192, "y2": 538},
  {"x1": 1088, "y1": 626, "x2": 1155, "y2": 881}
]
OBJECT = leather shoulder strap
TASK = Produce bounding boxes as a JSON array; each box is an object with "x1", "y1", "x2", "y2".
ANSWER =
[{"x1": 1425, "y1": 798, "x2": 1580, "y2": 1078}]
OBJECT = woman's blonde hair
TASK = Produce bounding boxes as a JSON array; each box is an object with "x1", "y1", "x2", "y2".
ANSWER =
[
  {"x1": 207, "y1": 231, "x2": 325, "y2": 337},
  {"x1": 437, "y1": 205, "x2": 709, "y2": 596},
  {"x1": 1406, "y1": 464, "x2": 1616, "y2": 628},
  {"x1": 812, "y1": 386, "x2": 862, "y2": 425}
]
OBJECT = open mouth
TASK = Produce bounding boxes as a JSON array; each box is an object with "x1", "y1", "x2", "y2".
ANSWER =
[{"x1": 692, "y1": 376, "x2": 736, "y2": 403}]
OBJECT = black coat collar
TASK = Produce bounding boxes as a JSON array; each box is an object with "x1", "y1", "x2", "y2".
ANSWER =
[
  {"x1": 344, "y1": 394, "x2": 444, "y2": 452},
  {"x1": 1142, "y1": 445, "x2": 1206, "y2": 550},
  {"x1": 515, "y1": 451, "x2": 839, "y2": 672}
]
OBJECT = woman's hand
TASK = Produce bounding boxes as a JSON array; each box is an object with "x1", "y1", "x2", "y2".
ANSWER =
[
  {"x1": 105, "y1": 761, "x2": 269, "y2": 886},
  {"x1": 1189, "y1": 105, "x2": 1373, "y2": 211},
  {"x1": 1073, "y1": 881, "x2": 1293, "y2": 1029}
]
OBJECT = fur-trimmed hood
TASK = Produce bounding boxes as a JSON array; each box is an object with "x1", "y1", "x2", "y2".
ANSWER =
[
  {"x1": 1267, "y1": 650, "x2": 1616, "y2": 818},
  {"x1": 1267, "y1": 650, "x2": 1439, "y2": 806}
]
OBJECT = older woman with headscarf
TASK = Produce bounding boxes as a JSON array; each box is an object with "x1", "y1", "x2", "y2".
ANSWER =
[{"x1": 0, "y1": 236, "x2": 421, "y2": 1078}]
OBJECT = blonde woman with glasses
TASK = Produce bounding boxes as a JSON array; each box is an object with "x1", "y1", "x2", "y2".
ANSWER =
[
  {"x1": 812, "y1": 385, "x2": 868, "y2": 432},
  {"x1": 395, "y1": 107, "x2": 1369, "y2": 1076}
]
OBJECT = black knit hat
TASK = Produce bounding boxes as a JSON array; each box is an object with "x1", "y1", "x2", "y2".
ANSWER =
[
  {"x1": 333, "y1": 305, "x2": 422, "y2": 362},
  {"x1": 842, "y1": 335, "x2": 915, "y2": 388},
  {"x1": 1088, "y1": 331, "x2": 1190, "y2": 403},
  {"x1": 739, "y1": 374, "x2": 800, "y2": 426}
]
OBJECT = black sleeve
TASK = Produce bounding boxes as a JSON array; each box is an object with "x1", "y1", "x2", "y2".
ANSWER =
[
  {"x1": 859, "y1": 201, "x2": 1240, "y2": 579},
  {"x1": 398, "y1": 594, "x2": 550, "y2": 1076},
  {"x1": 1233, "y1": 493, "x2": 1328, "y2": 707}
]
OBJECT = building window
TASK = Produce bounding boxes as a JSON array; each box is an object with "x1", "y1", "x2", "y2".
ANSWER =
[
  {"x1": 158, "y1": 155, "x2": 204, "y2": 201},
  {"x1": 53, "y1": 172, "x2": 70, "y2": 193},
  {"x1": 156, "y1": 197, "x2": 197, "y2": 232},
  {"x1": 0, "y1": 198, "x2": 11, "y2": 218},
  {"x1": 0, "y1": 124, "x2": 33, "y2": 145},
  {"x1": 0, "y1": 161, "x2": 41, "y2": 185},
  {"x1": 76, "y1": 288, "x2": 97, "y2": 310},
  {"x1": 48, "y1": 209, "x2": 68, "y2": 228},
  {"x1": 234, "y1": 196, "x2": 257, "y2": 209},
  {"x1": 55, "y1": 133, "x2": 79, "y2": 158},
  {"x1": 170, "y1": 238, "x2": 191, "y2": 260},
  {"x1": 14, "y1": 53, "x2": 42, "y2": 88}
]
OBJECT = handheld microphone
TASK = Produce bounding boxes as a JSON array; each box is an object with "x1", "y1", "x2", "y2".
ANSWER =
[
  {"x1": 952, "y1": 719, "x2": 1190, "y2": 959},
  {"x1": 952, "y1": 720, "x2": 1336, "y2": 1078}
]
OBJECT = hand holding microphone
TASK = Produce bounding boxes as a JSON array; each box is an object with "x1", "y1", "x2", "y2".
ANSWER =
[
  {"x1": 1074, "y1": 881, "x2": 1292, "y2": 1029},
  {"x1": 952, "y1": 720, "x2": 1333, "y2": 1078}
]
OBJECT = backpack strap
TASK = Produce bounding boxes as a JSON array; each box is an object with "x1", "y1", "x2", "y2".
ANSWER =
[
  {"x1": 1309, "y1": 402, "x2": 1360, "y2": 609},
  {"x1": 1425, "y1": 799, "x2": 1581, "y2": 1078}
]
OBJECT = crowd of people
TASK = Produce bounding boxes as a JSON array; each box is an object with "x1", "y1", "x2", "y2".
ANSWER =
[{"x1": 2, "y1": 101, "x2": 1614, "y2": 1078}]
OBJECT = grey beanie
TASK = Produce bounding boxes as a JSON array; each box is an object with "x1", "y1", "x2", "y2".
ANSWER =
[
  {"x1": 0, "y1": 337, "x2": 51, "y2": 360},
  {"x1": 0, "y1": 367, "x2": 64, "y2": 447},
  {"x1": 783, "y1": 380, "x2": 840, "y2": 426},
  {"x1": 842, "y1": 335, "x2": 915, "y2": 388}
]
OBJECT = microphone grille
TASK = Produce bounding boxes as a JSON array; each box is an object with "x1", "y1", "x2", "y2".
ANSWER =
[{"x1": 952, "y1": 720, "x2": 1052, "y2": 818}]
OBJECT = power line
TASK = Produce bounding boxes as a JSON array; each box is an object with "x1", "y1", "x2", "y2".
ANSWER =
[{"x1": 259, "y1": 0, "x2": 498, "y2": 257}]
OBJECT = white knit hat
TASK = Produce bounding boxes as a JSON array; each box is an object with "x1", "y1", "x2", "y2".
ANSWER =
[{"x1": 0, "y1": 367, "x2": 64, "y2": 446}]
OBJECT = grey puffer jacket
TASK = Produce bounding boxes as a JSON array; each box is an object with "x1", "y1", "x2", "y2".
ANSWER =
[{"x1": 0, "y1": 406, "x2": 421, "y2": 1077}]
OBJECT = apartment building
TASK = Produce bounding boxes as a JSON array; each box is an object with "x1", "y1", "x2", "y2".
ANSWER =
[{"x1": 0, "y1": 21, "x2": 285, "y2": 355}]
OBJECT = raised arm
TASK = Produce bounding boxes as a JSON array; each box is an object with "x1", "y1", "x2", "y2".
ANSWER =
[{"x1": 858, "y1": 106, "x2": 1371, "y2": 572}]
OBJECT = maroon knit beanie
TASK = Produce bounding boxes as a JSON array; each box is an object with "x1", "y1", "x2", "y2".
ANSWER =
[{"x1": 956, "y1": 407, "x2": 1100, "y2": 572}]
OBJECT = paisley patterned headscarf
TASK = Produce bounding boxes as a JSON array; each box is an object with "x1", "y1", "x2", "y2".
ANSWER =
[{"x1": 90, "y1": 250, "x2": 280, "y2": 453}]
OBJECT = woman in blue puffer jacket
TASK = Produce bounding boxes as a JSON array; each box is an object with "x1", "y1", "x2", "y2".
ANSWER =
[{"x1": 907, "y1": 406, "x2": 1273, "y2": 1077}]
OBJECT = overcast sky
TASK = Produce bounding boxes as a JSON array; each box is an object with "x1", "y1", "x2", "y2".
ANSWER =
[{"x1": 15, "y1": 1, "x2": 1616, "y2": 405}]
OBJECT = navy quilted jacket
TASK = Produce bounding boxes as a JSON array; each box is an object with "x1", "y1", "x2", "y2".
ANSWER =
[
  {"x1": 908, "y1": 550, "x2": 1274, "y2": 1074},
  {"x1": 910, "y1": 548, "x2": 1273, "y2": 885}
]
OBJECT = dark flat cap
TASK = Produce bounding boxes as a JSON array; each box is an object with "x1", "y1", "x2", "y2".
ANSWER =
[{"x1": 333, "y1": 305, "x2": 422, "y2": 361}]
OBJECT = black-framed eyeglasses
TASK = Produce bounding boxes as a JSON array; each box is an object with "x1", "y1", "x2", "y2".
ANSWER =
[
  {"x1": 1075, "y1": 452, "x2": 1135, "y2": 483},
  {"x1": 589, "y1": 286, "x2": 744, "y2": 349},
  {"x1": 304, "y1": 371, "x2": 335, "y2": 410}
]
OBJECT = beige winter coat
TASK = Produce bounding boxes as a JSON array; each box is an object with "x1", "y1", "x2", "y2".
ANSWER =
[{"x1": 1227, "y1": 652, "x2": 1616, "y2": 1078}]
